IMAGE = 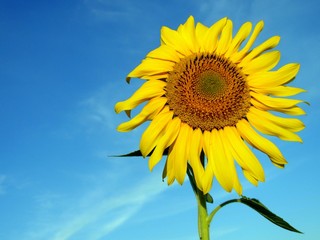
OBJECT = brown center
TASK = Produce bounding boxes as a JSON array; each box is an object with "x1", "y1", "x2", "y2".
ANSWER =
[{"x1": 166, "y1": 53, "x2": 251, "y2": 131}]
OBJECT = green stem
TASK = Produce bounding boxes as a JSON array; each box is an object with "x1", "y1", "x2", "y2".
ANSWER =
[
  {"x1": 196, "y1": 188, "x2": 210, "y2": 240},
  {"x1": 187, "y1": 152, "x2": 243, "y2": 239},
  {"x1": 207, "y1": 199, "x2": 240, "y2": 225},
  {"x1": 187, "y1": 152, "x2": 210, "y2": 240}
]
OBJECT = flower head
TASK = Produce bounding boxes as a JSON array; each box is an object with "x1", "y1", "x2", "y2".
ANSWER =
[{"x1": 115, "y1": 16, "x2": 305, "y2": 194}]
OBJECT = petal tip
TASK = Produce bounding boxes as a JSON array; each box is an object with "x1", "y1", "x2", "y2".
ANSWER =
[
  {"x1": 114, "y1": 102, "x2": 122, "y2": 114},
  {"x1": 257, "y1": 20, "x2": 264, "y2": 28}
]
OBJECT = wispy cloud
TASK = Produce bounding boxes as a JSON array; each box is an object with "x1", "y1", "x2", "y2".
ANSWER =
[
  {"x1": 51, "y1": 174, "x2": 167, "y2": 240},
  {"x1": 23, "y1": 159, "x2": 168, "y2": 240},
  {"x1": 214, "y1": 226, "x2": 240, "y2": 239},
  {"x1": 78, "y1": 82, "x2": 123, "y2": 132},
  {"x1": 83, "y1": 0, "x2": 143, "y2": 22},
  {"x1": 87, "y1": 205, "x2": 140, "y2": 240},
  {"x1": 80, "y1": 94, "x2": 116, "y2": 131},
  {"x1": 77, "y1": 81, "x2": 147, "y2": 155},
  {"x1": 197, "y1": 0, "x2": 254, "y2": 24}
]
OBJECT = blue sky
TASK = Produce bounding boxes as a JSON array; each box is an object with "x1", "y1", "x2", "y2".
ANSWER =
[{"x1": 1, "y1": 0, "x2": 319, "y2": 239}]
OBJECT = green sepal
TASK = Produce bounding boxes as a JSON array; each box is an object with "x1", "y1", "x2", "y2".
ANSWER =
[
  {"x1": 187, "y1": 164, "x2": 213, "y2": 204},
  {"x1": 240, "y1": 196, "x2": 302, "y2": 233},
  {"x1": 205, "y1": 193, "x2": 214, "y2": 204}
]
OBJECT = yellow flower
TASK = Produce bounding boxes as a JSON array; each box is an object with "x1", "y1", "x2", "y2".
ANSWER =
[{"x1": 115, "y1": 16, "x2": 305, "y2": 195}]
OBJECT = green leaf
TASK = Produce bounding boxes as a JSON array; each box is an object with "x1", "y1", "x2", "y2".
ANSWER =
[
  {"x1": 113, "y1": 148, "x2": 169, "y2": 157},
  {"x1": 113, "y1": 149, "x2": 143, "y2": 157},
  {"x1": 186, "y1": 164, "x2": 197, "y2": 194},
  {"x1": 239, "y1": 196, "x2": 302, "y2": 233}
]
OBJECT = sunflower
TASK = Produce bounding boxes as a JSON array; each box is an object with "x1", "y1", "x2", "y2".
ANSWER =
[{"x1": 115, "y1": 16, "x2": 305, "y2": 195}]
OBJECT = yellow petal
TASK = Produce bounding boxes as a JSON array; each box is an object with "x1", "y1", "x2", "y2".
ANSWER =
[
  {"x1": 247, "y1": 63, "x2": 300, "y2": 88},
  {"x1": 202, "y1": 17, "x2": 227, "y2": 53},
  {"x1": 161, "y1": 26, "x2": 192, "y2": 57},
  {"x1": 136, "y1": 73, "x2": 169, "y2": 82},
  {"x1": 236, "y1": 119, "x2": 287, "y2": 167},
  {"x1": 202, "y1": 130, "x2": 215, "y2": 194},
  {"x1": 207, "y1": 129, "x2": 234, "y2": 192},
  {"x1": 242, "y1": 51, "x2": 281, "y2": 74},
  {"x1": 177, "y1": 16, "x2": 199, "y2": 53},
  {"x1": 203, "y1": 130, "x2": 213, "y2": 165},
  {"x1": 241, "y1": 36, "x2": 280, "y2": 64},
  {"x1": 202, "y1": 165, "x2": 214, "y2": 194},
  {"x1": 148, "y1": 117, "x2": 181, "y2": 171},
  {"x1": 189, "y1": 128, "x2": 204, "y2": 191},
  {"x1": 127, "y1": 58, "x2": 175, "y2": 79},
  {"x1": 117, "y1": 97, "x2": 167, "y2": 132},
  {"x1": 250, "y1": 91, "x2": 304, "y2": 110},
  {"x1": 243, "y1": 170, "x2": 259, "y2": 186},
  {"x1": 215, "y1": 19, "x2": 233, "y2": 55},
  {"x1": 115, "y1": 80, "x2": 166, "y2": 113},
  {"x1": 173, "y1": 123, "x2": 192, "y2": 184},
  {"x1": 247, "y1": 109, "x2": 303, "y2": 142},
  {"x1": 224, "y1": 126, "x2": 265, "y2": 182},
  {"x1": 250, "y1": 98, "x2": 306, "y2": 116},
  {"x1": 251, "y1": 86, "x2": 306, "y2": 97},
  {"x1": 139, "y1": 107, "x2": 172, "y2": 157},
  {"x1": 230, "y1": 20, "x2": 264, "y2": 63},
  {"x1": 280, "y1": 106, "x2": 306, "y2": 116},
  {"x1": 218, "y1": 129, "x2": 243, "y2": 195},
  {"x1": 195, "y1": 22, "x2": 209, "y2": 51},
  {"x1": 250, "y1": 107, "x2": 305, "y2": 132},
  {"x1": 225, "y1": 22, "x2": 252, "y2": 58},
  {"x1": 146, "y1": 45, "x2": 181, "y2": 63}
]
